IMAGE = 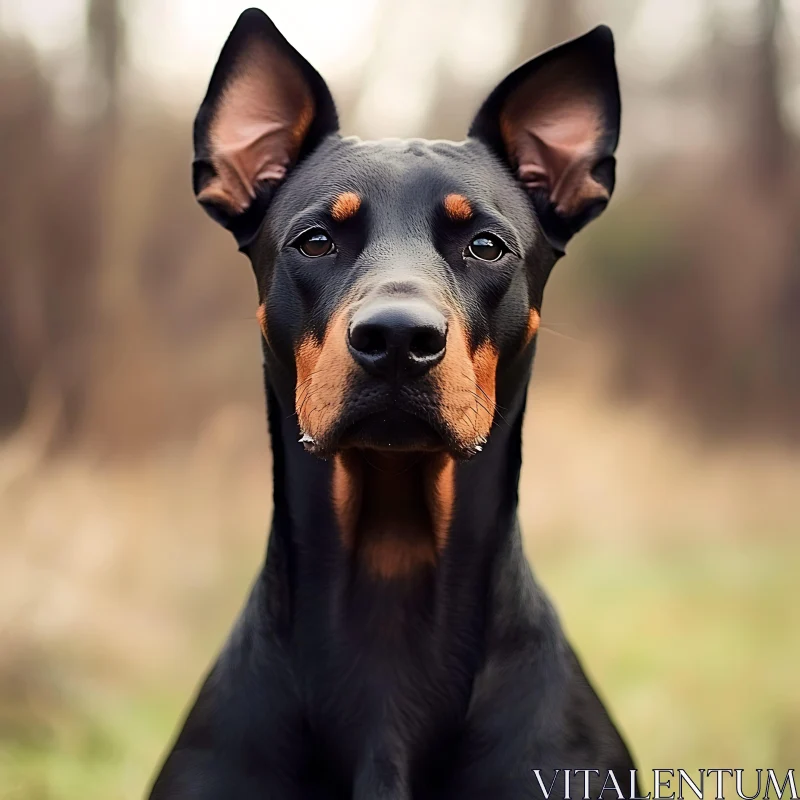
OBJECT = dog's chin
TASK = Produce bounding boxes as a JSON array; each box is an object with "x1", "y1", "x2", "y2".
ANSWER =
[{"x1": 338, "y1": 409, "x2": 446, "y2": 453}]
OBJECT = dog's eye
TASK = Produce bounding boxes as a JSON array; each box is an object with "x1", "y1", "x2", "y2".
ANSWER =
[
  {"x1": 295, "y1": 229, "x2": 335, "y2": 258},
  {"x1": 467, "y1": 234, "x2": 504, "y2": 262}
]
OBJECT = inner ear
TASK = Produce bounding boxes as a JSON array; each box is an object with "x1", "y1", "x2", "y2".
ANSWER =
[
  {"x1": 470, "y1": 26, "x2": 620, "y2": 251},
  {"x1": 193, "y1": 8, "x2": 338, "y2": 246}
]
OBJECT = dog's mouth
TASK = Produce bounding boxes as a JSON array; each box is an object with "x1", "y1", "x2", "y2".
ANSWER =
[{"x1": 297, "y1": 387, "x2": 483, "y2": 460}]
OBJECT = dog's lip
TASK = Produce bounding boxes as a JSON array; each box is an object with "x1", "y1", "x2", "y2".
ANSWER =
[{"x1": 303, "y1": 390, "x2": 453, "y2": 456}]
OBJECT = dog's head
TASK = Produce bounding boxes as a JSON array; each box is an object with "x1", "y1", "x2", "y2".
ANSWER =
[{"x1": 193, "y1": 9, "x2": 620, "y2": 460}]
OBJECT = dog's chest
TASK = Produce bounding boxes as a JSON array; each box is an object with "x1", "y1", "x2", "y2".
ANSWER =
[{"x1": 297, "y1": 579, "x2": 480, "y2": 776}]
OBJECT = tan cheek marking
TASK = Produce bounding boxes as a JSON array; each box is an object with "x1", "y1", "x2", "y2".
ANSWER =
[
  {"x1": 294, "y1": 308, "x2": 355, "y2": 444},
  {"x1": 472, "y1": 341, "x2": 499, "y2": 419},
  {"x1": 331, "y1": 191, "x2": 361, "y2": 222},
  {"x1": 256, "y1": 303, "x2": 269, "y2": 343},
  {"x1": 443, "y1": 193, "x2": 473, "y2": 222},
  {"x1": 523, "y1": 308, "x2": 540, "y2": 348},
  {"x1": 294, "y1": 334, "x2": 323, "y2": 434},
  {"x1": 295, "y1": 336, "x2": 322, "y2": 390},
  {"x1": 433, "y1": 316, "x2": 497, "y2": 451}
]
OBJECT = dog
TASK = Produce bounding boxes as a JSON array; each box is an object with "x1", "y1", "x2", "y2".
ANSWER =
[{"x1": 149, "y1": 8, "x2": 635, "y2": 799}]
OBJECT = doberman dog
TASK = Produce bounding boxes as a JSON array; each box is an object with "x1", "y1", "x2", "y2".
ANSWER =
[{"x1": 149, "y1": 8, "x2": 636, "y2": 799}]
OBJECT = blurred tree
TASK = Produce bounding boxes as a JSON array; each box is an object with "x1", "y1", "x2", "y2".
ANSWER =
[
  {"x1": 582, "y1": 0, "x2": 800, "y2": 440},
  {"x1": 87, "y1": 0, "x2": 126, "y2": 126},
  {"x1": 0, "y1": 0, "x2": 130, "y2": 446},
  {"x1": 0, "y1": 43, "x2": 53, "y2": 436},
  {"x1": 748, "y1": 0, "x2": 788, "y2": 186}
]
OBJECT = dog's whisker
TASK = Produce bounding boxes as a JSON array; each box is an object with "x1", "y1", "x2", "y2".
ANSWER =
[
  {"x1": 295, "y1": 386, "x2": 323, "y2": 422},
  {"x1": 454, "y1": 381, "x2": 510, "y2": 430},
  {"x1": 537, "y1": 323, "x2": 583, "y2": 343}
]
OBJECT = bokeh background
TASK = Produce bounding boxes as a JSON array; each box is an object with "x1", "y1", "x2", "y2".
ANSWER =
[{"x1": 1, "y1": 0, "x2": 799, "y2": 796}]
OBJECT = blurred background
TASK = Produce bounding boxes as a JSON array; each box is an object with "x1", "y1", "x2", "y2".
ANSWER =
[{"x1": 0, "y1": 0, "x2": 799, "y2": 796}]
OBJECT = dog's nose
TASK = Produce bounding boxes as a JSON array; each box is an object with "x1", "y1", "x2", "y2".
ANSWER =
[{"x1": 348, "y1": 300, "x2": 447, "y2": 380}]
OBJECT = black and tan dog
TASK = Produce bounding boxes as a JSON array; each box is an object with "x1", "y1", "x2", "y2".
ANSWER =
[{"x1": 150, "y1": 9, "x2": 635, "y2": 799}]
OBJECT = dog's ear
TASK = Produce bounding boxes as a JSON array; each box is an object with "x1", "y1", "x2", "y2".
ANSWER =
[
  {"x1": 469, "y1": 26, "x2": 620, "y2": 252},
  {"x1": 193, "y1": 8, "x2": 338, "y2": 247}
]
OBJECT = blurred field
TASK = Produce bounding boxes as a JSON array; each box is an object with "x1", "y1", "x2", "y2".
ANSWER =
[{"x1": 1, "y1": 372, "x2": 798, "y2": 799}]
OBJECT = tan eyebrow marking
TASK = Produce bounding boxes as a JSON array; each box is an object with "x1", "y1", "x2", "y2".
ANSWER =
[
  {"x1": 330, "y1": 191, "x2": 361, "y2": 221},
  {"x1": 443, "y1": 193, "x2": 473, "y2": 222}
]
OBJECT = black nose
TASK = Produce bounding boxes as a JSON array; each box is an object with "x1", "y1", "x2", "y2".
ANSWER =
[{"x1": 348, "y1": 300, "x2": 447, "y2": 380}]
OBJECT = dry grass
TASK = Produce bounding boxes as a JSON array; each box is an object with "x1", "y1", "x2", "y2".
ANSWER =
[{"x1": 0, "y1": 375, "x2": 798, "y2": 799}]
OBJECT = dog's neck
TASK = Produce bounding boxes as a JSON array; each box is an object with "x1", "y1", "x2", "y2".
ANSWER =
[{"x1": 260, "y1": 359, "x2": 530, "y2": 641}]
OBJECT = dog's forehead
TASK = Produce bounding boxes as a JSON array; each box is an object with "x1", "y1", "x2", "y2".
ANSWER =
[{"x1": 268, "y1": 135, "x2": 526, "y2": 228}]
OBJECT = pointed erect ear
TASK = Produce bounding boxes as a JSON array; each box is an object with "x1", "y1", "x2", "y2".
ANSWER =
[
  {"x1": 193, "y1": 9, "x2": 338, "y2": 247},
  {"x1": 469, "y1": 26, "x2": 621, "y2": 252}
]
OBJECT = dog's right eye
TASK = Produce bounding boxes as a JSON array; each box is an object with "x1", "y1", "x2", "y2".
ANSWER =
[
  {"x1": 294, "y1": 229, "x2": 335, "y2": 258},
  {"x1": 467, "y1": 233, "x2": 505, "y2": 262}
]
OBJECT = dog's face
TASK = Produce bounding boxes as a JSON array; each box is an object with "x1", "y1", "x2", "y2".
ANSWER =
[
  {"x1": 251, "y1": 136, "x2": 549, "y2": 460},
  {"x1": 193, "y1": 9, "x2": 620, "y2": 460}
]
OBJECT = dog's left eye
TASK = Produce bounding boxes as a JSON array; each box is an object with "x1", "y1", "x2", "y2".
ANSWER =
[
  {"x1": 295, "y1": 229, "x2": 335, "y2": 258},
  {"x1": 467, "y1": 234, "x2": 505, "y2": 262}
]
